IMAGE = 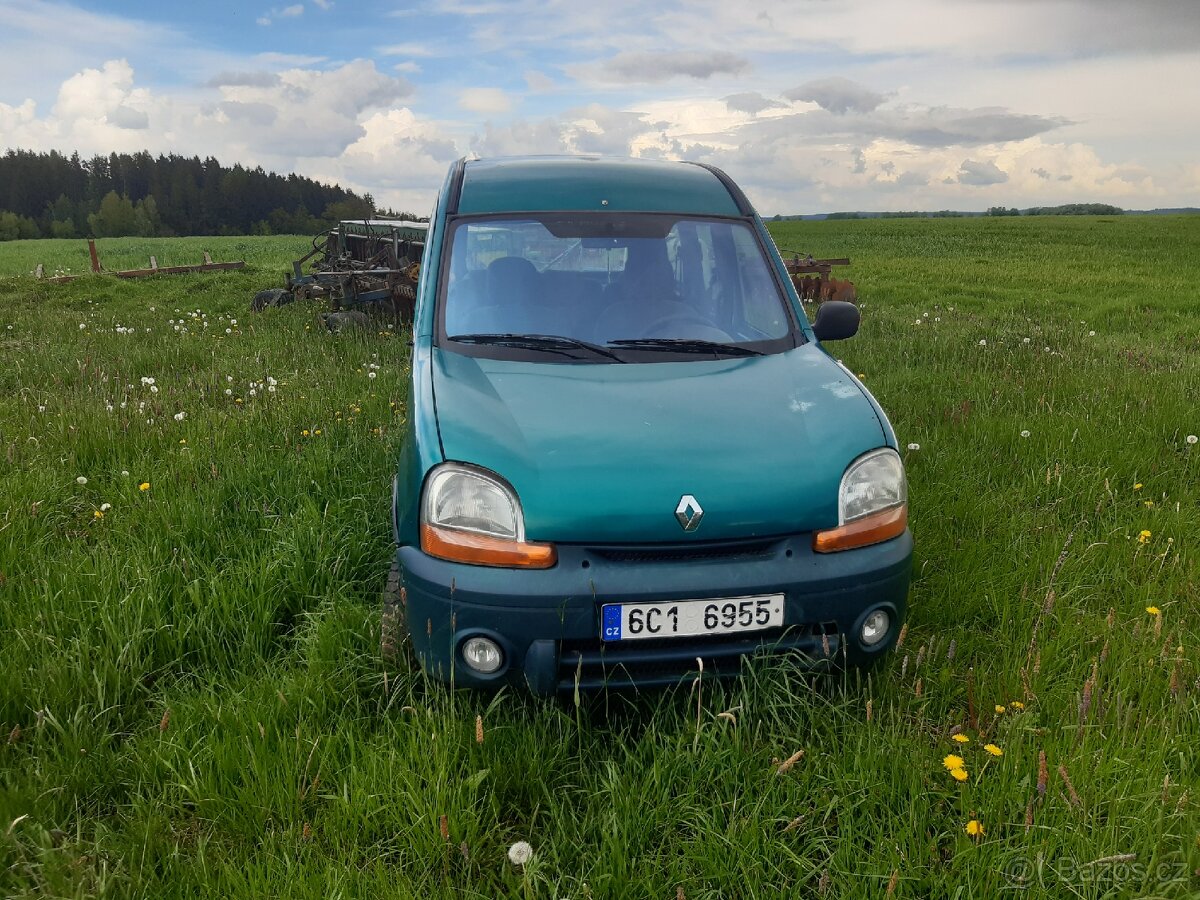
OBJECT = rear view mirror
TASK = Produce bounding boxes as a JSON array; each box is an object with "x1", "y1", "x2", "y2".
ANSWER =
[{"x1": 812, "y1": 301, "x2": 860, "y2": 341}]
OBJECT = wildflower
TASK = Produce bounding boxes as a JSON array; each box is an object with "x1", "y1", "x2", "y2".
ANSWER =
[
  {"x1": 268, "y1": 385, "x2": 276, "y2": 393},
  {"x1": 100, "y1": 503, "x2": 111, "y2": 512},
  {"x1": 950, "y1": 767, "x2": 969, "y2": 782},
  {"x1": 139, "y1": 482, "x2": 150, "y2": 491},
  {"x1": 1187, "y1": 435, "x2": 1198, "y2": 445},
  {"x1": 76, "y1": 476, "x2": 88, "y2": 485},
  {"x1": 1010, "y1": 700, "x2": 1024, "y2": 710},
  {"x1": 179, "y1": 439, "x2": 186, "y2": 445},
  {"x1": 1144, "y1": 500, "x2": 1154, "y2": 508},
  {"x1": 121, "y1": 470, "x2": 129, "y2": 477},
  {"x1": 225, "y1": 389, "x2": 233, "y2": 396},
  {"x1": 1020, "y1": 430, "x2": 1030, "y2": 438},
  {"x1": 368, "y1": 371, "x2": 378, "y2": 379},
  {"x1": 507, "y1": 841, "x2": 533, "y2": 866},
  {"x1": 226, "y1": 328, "x2": 232, "y2": 334},
  {"x1": 1146, "y1": 606, "x2": 1161, "y2": 616},
  {"x1": 1134, "y1": 483, "x2": 1143, "y2": 490},
  {"x1": 93, "y1": 510, "x2": 104, "y2": 519},
  {"x1": 978, "y1": 339, "x2": 987, "y2": 346},
  {"x1": 174, "y1": 411, "x2": 186, "y2": 422},
  {"x1": 226, "y1": 375, "x2": 234, "y2": 383},
  {"x1": 907, "y1": 443, "x2": 920, "y2": 451},
  {"x1": 1137, "y1": 530, "x2": 1151, "y2": 545},
  {"x1": 943, "y1": 754, "x2": 965, "y2": 770},
  {"x1": 314, "y1": 429, "x2": 322, "y2": 435},
  {"x1": 150, "y1": 385, "x2": 158, "y2": 393},
  {"x1": 235, "y1": 398, "x2": 243, "y2": 404},
  {"x1": 952, "y1": 734, "x2": 970, "y2": 744},
  {"x1": 38, "y1": 405, "x2": 46, "y2": 412},
  {"x1": 302, "y1": 430, "x2": 310, "y2": 437},
  {"x1": 1022, "y1": 337, "x2": 1031, "y2": 343},
  {"x1": 965, "y1": 820, "x2": 984, "y2": 836},
  {"x1": 984, "y1": 744, "x2": 1003, "y2": 757},
  {"x1": 1088, "y1": 330, "x2": 1096, "y2": 337}
]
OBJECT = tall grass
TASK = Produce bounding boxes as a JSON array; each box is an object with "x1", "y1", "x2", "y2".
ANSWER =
[{"x1": 1, "y1": 217, "x2": 1198, "y2": 898}]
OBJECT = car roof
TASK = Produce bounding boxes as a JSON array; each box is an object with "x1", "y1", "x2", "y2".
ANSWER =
[{"x1": 455, "y1": 155, "x2": 745, "y2": 217}]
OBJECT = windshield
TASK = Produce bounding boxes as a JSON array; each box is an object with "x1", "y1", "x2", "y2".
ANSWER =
[{"x1": 439, "y1": 214, "x2": 797, "y2": 361}]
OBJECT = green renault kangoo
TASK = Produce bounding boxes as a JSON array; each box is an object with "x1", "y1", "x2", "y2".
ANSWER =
[{"x1": 386, "y1": 155, "x2": 912, "y2": 693}]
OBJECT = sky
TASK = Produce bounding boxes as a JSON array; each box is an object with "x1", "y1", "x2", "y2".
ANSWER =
[{"x1": 1, "y1": 0, "x2": 1198, "y2": 216}]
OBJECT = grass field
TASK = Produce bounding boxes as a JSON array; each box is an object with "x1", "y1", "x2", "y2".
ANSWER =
[{"x1": 1, "y1": 216, "x2": 1198, "y2": 898}]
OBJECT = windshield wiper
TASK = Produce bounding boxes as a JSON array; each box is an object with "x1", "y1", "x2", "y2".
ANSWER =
[
  {"x1": 449, "y1": 333, "x2": 626, "y2": 362},
  {"x1": 607, "y1": 338, "x2": 763, "y2": 357}
]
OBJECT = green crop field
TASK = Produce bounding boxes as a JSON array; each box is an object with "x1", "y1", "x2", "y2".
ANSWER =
[{"x1": 1, "y1": 216, "x2": 1198, "y2": 898}]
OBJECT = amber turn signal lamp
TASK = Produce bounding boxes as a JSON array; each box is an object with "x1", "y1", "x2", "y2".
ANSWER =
[
  {"x1": 421, "y1": 523, "x2": 557, "y2": 568},
  {"x1": 813, "y1": 505, "x2": 907, "y2": 553}
]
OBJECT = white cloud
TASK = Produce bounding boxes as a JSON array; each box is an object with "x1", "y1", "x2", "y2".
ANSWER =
[{"x1": 458, "y1": 87, "x2": 513, "y2": 114}]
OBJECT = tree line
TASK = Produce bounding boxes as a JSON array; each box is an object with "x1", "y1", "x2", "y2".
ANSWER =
[{"x1": 0, "y1": 149, "x2": 424, "y2": 241}]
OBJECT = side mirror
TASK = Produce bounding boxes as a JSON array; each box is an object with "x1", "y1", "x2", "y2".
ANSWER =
[{"x1": 812, "y1": 301, "x2": 860, "y2": 341}]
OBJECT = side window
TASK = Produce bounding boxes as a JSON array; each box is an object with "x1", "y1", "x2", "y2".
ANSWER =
[{"x1": 735, "y1": 227, "x2": 788, "y2": 337}]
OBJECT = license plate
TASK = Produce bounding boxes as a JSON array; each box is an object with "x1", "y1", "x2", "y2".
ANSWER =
[{"x1": 600, "y1": 595, "x2": 785, "y2": 642}]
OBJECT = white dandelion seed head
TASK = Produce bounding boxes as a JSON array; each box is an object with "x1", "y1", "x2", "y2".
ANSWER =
[
  {"x1": 225, "y1": 328, "x2": 232, "y2": 334},
  {"x1": 914, "y1": 319, "x2": 923, "y2": 326},
  {"x1": 978, "y1": 339, "x2": 987, "y2": 346},
  {"x1": 79, "y1": 323, "x2": 86, "y2": 329},
  {"x1": 230, "y1": 319, "x2": 237, "y2": 326},
  {"x1": 268, "y1": 385, "x2": 277, "y2": 393},
  {"x1": 100, "y1": 503, "x2": 111, "y2": 512},
  {"x1": 174, "y1": 411, "x2": 186, "y2": 421},
  {"x1": 1088, "y1": 330, "x2": 1096, "y2": 337},
  {"x1": 119, "y1": 402, "x2": 126, "y2": 409},
  {"x1": 1020, "y1": 430, "x2": 1031, "y2": 438},
  {"x1": 249, "y1": 389, "x2": 257, "y2": 397},
  {"x1": 150, "y1": 385, "x2": 159, "y2": 393},
  {"x1": 224, "y1": 388, "x2": 232, "y2": 396},
  {"x1": 121, "y1": 470, "x2": 130, "y2": 477},
  {"x1": 507, "y1": 841, "x2": 533, "y2": 866},
  {"x1": 1187, "y1": 435, "x2": 1198, "y2": 445},
  {"x1": 907, "y1": 443, "x2": 920, "y2": 451},
  {"x1": 76, "y1": 476, "x2": 88, "y2": 485},
  {"x1": 368, "y1": 371, "x2": 378, "y2": 379},
  {"x1": 1023, "y1": 337, "x2": 1031, "y2": 344}
]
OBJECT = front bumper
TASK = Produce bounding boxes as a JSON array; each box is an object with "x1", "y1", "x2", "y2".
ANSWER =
[{"x1": 397, "y1": 530, "x2": 912, "y2": 695}]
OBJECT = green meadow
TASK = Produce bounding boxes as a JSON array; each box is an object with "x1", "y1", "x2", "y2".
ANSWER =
[{"x1": 1, "y1": 216, "x2": 1198, "y2": 898}]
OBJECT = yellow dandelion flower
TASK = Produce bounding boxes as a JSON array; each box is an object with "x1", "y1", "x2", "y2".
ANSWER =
[
  {"x1": 139, "y1": 482, "x2": 150, "y2": 491},
  {"x1": 1137, "y1": 529, "x2": 1151, "y2": 544},
  {"x1": 983, "y1": 744, "x2": 1003, "y2": 757},
  {"x1": 952, "y1": 734, "x2": 970, "y2": 744},
  {"x1": 950, "y1": 767, "x2": 969, "y2": 782},
  {"x1": 943, "y1": 754, "x2": 965, "y2": 770},
  {"x1": 1134, "y1": 483, "x2": 1143, "y2": 490},
  {"x1": 994, "y1": 705, "x2": 1006, "y2": 714},
  {"x1": 179, "y1": 439, "x2": 186, "y2": 445},
  {"x1": 965, "y1": 819, "x2": 984, "y2": 836},
  {"x1": 93, "y1": 510, "x2": 104, "y2": 519},
  {"x1": 1144, "y1": 500, "x2": 1154, "y2": 507},
  {"x1": 301, "y1": 430, "x2": 310, "y2": 437},
  {"x1": 1010, "y1": 700, "x2": 1025, "y2": 710},
  {"x1": 1146, "y1": 606, "x2": 1161, "y2": 616},
  {"x1": 235, "y1": 398, "x2": 243, "y2": 404},
  {"x1": 314, "y1": 429, "x2": 322, "y2": 436}
]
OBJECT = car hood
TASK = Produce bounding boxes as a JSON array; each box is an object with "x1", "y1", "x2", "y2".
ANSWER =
[{"x1": 431, "y1": 345, "x2": 887, "y2": 543}]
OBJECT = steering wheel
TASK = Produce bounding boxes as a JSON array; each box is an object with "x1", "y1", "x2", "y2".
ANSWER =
[{"x1": 643, "y1": 312, "x2": 730, "y2": 340}]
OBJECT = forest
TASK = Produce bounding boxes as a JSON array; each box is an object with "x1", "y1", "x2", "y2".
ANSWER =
[{"x1": 0, "y1": 149, "x2": 418, "y2": 240}]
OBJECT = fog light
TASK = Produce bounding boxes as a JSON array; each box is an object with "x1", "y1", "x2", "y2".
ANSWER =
[
  {"x1": 461, "y1": 636, "x2": 504, "y2": 674},
  {"x1": 860, "y1": 609, "x2": 891, "y2": 647}
]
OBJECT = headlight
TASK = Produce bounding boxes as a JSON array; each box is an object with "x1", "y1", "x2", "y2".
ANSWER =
[
  {"x1": 814, "y1": 448, "x2": 908, "y2": 553},
  {"x1": 420, "y1": 463, "x2": 556, "y2": 568}
]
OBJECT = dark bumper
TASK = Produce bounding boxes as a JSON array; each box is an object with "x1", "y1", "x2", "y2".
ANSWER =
[{"x1": 397, "y1": 531, "x2": 912, "y2": 695}]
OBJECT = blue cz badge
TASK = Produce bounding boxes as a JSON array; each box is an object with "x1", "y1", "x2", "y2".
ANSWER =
[{"x1": 601, "y1": 605, "x2": 622, "y2": 641}]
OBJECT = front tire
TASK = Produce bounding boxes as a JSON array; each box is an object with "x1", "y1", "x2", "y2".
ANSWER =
[{"x1": 381, "y1": 559, "x2": 412, "y2": 666}]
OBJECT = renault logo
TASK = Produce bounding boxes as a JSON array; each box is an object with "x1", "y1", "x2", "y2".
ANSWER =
[{"x1": 675, "y1": 495, "x2": 704, "y2": 532}]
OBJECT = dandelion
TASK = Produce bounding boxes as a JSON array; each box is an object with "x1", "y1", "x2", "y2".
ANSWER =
[
  {"x1": 1088, "y1": 330, "x2": 1096, "y2": 337},
  {"x1": 1134, "y1": 483, "x2": 1143, "y2": 490},
  {"x1": 1186, "y1": 435, "x2": 1198, "y2": 445},
  {"x1": 76, "y1": 476, "x2": 88, "y2": 485},
  {"x1": 907, "y1": 442, "x2": 920, "y2": 451},
  {"x1": 984, "y1": 744, "x2": 1003, "y2": 757},
  {"x1": 121, "y1": 470, "x2": 129, "y2": 477},
  {"x1": 978, "y1": 339, "x2": 987, "y2": 346},
  {"x1": 139, "y1": 482, "x2": 150, "y2": 492},
  {"x1": 179, "y1": 439, "x2": 187, "y2": 445},
  {"x1": 952, "y1": 734, "x2": 970, "y2": 744},
  {"x1": 507, "y1": 841, "x2": 533, "y2": 866},
  {"x1": 150, "y1": 385, "x2": 158, "y2": 393},
  {"x1": 943, "y1": 754, "x2": 965, "y2": 770},
  {"x1": 965, "y1": 820, "x2": 984, "y2": 837},
  {"x1": 173, "y1": 411, "x2": 186, "y2": 422},
  {"x1": 1138, "y1": 530, "x2": 1151, "y2": 545},
  {"x1": 994, "y1": 705, "x2": 1005, "y2": 714},
  {"x1": 100, "y1": 503, "x2": 111, "y2": 512},
  {"x1": 38, "y1": 405, "x2": 46, "y2": 412},
  {"x1": 314, "y1": 429, "x2": 322, "y2": 435},
  {"x1": 1020, "y1": 430, "x2": 1030, "y2": 438},
  {"x1": 950, "y1": 767, "x2": 969, "y2": 782},
  {"x1": 1022, "y1": 337, "x2": 1031, "y2": 344},
  {"x1": 93, "y1": 510, "x2": 104, "y2": 519},
  {"x1": 368, "y1": 371, "x2": 378, "y2": 379},
  {"x1": 301, "y1": 429, "x2": 310, "y2": 437},
  {"x1": 224, "y1": 388, "x2": 233, "y2": 396},
  {"x1": 1146, "y1": 606, "x2": 1161, "y2": 616},
  {"x1": 1010, "y1": 700, "x2": 1025, "y2": 710}
]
